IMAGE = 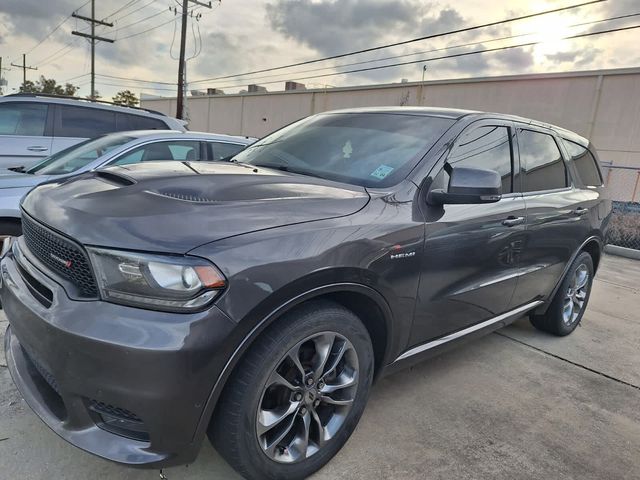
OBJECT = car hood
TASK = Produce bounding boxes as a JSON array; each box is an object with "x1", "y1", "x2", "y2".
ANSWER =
[
  {"x1": 0, "y1": 170, "x2": 52, "y2": 189},
  {"x1": 22, "y1": 161, "x2": 370, "y2": 253}
]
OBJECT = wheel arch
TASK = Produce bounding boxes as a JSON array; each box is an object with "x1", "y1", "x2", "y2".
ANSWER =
[
  {"x1": 195, "y1": 282, "x2": 395, "y2": 443},
  {"x1": 534, "y1": 235, "x2": 603, "y2": 315}
]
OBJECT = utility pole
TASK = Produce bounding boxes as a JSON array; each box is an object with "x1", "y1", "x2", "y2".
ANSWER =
[
  {"x1": 176, "y1": 0, "x2": 212, "y2": 119},
  {"x1": 72, "y1": 0, "x2": 113, "y2": 99},
  {"x1": 11, "y1": 54, "x2": 37, "y2": 89}
]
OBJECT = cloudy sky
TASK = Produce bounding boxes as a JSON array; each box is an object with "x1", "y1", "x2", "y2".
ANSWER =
[{"x1": 0, "y1": 0, "x2": 639, "y2": 100}]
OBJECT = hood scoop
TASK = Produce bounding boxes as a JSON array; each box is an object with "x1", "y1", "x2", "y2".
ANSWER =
[{"x1": 95, "y1": 171, "x2": 137, "y2": 186}]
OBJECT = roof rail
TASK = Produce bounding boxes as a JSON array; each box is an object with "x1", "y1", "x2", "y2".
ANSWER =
[{"x1": 4, "y1": 93, "x2": 167, "y2": 117}]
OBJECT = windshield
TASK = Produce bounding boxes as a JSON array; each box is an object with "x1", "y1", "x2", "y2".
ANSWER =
[
  {"x1": 231, "y1": 113, "x2": 455, "y2": 187},
  {"x1": 28, "y1": 134, "x2": 134, "y2": 175}
]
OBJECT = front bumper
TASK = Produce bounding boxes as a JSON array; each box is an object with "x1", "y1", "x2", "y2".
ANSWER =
[{"x1": 1, "y1": 240, "x2": 237, "y2": 467}]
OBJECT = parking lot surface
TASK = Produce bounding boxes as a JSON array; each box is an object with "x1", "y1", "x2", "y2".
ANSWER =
[{"x1": 1, "y1": 254, "x2": 638, "y2": 480}]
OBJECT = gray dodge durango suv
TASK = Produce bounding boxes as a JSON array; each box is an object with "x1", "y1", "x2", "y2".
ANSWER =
[{"x1": 1, "y1": 107, "x2": 611, "y2": 479}]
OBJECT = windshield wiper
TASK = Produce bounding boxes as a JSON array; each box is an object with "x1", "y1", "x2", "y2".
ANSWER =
[{"x1": 253, "y1": 163, "x2": 290, "y2": 172}]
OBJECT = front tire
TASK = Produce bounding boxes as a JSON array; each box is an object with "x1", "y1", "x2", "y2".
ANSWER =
[
  {"x1": 530, "y1": 251, "x2": 594, "y2": 336},
  {"x1": 210, "y1": 300, "x2": 374, "y2": 480}
]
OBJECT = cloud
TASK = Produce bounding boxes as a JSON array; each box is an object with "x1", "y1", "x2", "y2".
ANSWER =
[
  {"x1": 0, "y1": 0, "x2": 80, "y2": 40},
  {"x1": 453, "y1": 46, "x2": 490, "y2": 74},
  {"x1": 545, "y1": 45, "x2": 602, "y2": 68},
  {"x1": 495, "y1": 47, "x2": 534, "y2": 70},
  {"x1": 265, "y1": 0, "x2": 471, "y2": 58}
]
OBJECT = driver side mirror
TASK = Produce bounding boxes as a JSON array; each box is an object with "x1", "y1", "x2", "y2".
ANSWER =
[{"x1": 428, "y1": 166, "x2": 502, "y2": 205}]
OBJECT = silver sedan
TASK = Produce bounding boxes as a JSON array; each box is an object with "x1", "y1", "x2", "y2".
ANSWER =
[{"x1": 0, "y1": 130, "x2": 256, "y2": 235}]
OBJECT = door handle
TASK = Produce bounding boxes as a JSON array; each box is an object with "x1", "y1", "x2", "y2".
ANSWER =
[
  {"x1": 502, "y1": 216, "x2": 525, "y2": 227},
  {"x1": 572, "y1": 207, "x2": 589, "y2": 216},
  {"x1": 27, "y1": 146, "x2": 48, "y2": 152}
]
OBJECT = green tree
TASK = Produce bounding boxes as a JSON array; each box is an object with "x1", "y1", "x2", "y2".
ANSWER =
[
  {"x1": 19, "y1": 80, "x2": 38, "y2": 93},
  {"x1": 19, "y1": 76, "x2": 79, "y2": 96},
  {"x1": 112, "y1": 89, "x2": 139, "y2": 107}
]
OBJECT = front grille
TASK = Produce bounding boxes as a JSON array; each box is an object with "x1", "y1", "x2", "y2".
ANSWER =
[{"x1": 22, "y1": 215, "x2": 98, "y2": 298}]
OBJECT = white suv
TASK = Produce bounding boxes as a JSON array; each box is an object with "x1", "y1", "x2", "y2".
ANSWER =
[{"x1": 0, "y1": 93, "x2": 186, "y2": 169}]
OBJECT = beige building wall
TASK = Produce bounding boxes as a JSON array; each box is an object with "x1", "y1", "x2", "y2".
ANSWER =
[{"x1": 142, "y1": 67, "x2": 640, "y2": 179}]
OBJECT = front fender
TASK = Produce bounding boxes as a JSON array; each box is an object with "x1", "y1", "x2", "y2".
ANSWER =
[{"x1": 190, "y1": 279, "x2": 398, "y2": 450}]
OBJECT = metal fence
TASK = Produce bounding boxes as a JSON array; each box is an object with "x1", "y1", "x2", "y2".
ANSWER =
[
  {"x1": 602, "y1": 164, "x2": 640, "y2": 203},
  {"x1": 602, "y1": 164, "x2": 640, "y2": 251}
]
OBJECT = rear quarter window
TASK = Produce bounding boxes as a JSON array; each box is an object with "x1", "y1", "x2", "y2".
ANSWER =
[
  {"x1": 518, "y1": 129, "x2": 568, "y2": 192},
  {"x1": 127, "y1": 114, "x2": 168, "y2": 130},
  {"x1": 563, "y1": 139, "x2": 603, "y2": 186}
]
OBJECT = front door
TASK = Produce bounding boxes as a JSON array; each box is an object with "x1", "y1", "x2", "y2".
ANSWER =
[{"x1": 410, "y1": 120, "x2": 526, "y2": 346}]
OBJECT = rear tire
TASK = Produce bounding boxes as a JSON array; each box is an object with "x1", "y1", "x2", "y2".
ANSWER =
[
  {"x1": 530, "y1": 251, "x2": 594, "y2": 336},
  {"x1": 210, "y1": 300, "x2": 374, "y2": 480}
]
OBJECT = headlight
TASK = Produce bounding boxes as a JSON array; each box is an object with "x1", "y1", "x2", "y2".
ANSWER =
[{"x1": 87, "y1": 247, "x2": 226, "y2": 312}]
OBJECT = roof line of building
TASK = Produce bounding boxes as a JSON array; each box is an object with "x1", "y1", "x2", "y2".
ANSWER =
[{"x1": 144, "y1": 66, "x2": 640, "y2": 101}]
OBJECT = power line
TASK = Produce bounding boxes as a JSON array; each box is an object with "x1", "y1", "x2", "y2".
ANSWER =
[
  {"x1": 64, "y1": 72, "x2": 91, "y2": 82},
  {"x1": 117, "y1": 16, "x2": 178, "y2": 40},
  {"x1": 21, "y1": 0, "x2": 92, "y2": 57},
  {"x1": 109, "y1": 0, "x2": 157, "y2": 23},
  {"x1": 207, "y1": 23, "x2": 640, "y2": 90},
  {"x1": 111, "y1": 8, "x2": 169, "y2": 35},
  {"x1": 96, "y1": 73, "x2": 177, "y2": 85},
  {"x1": 190, "y1": 0, "x2": 606, "y2": 84},
  {"x1": 74, "y1": 10, "x2": 637, "y2": 93},
  {"x1": 103, "y1": 0, "x2": 142, "y2": 20},
  {"x1": 208, "y1": 11, "x2": 640, "y2": 86},
  {"x1": 32, "y1": 37, "x2": 82, "y2": 66},
  {"x1": 88, "y1": 79, "x2": 180, "y2": 91}
]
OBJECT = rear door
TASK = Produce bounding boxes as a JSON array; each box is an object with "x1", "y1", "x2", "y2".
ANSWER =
[
  {"x1": 51, "y1": 104, "x2": 117, "y2": 154},
  {"x1": 0, "y1": 102, "x2": 53, "y2": 168},
  {"x1": 510, "y1": 126, "x2": 591, "y2": 306},
  {"x1": 410, "y1": 120, "x2": 527, "y2": 344}
]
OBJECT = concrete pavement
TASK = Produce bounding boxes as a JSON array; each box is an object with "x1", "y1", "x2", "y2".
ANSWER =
[{"x1": 1, "y1": 254, "x2": 639, "y2": 479}]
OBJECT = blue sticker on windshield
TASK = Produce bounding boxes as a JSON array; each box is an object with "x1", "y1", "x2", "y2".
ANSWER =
[{"x1": 370, "y1": 164, "x2": 394, "y2": 180}]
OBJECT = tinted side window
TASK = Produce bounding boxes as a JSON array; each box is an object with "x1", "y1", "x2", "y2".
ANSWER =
[
  {"x1": 447, "y1": 125, "x2": 513, "y2": 193},
  {"x1": 564, "y1": 140, "x2": 602, "y2": 186},
  {"x1": 211, "y1": 142, "x2": 245, "y2": 161},
  {"x1": 0, "y1": 103, "x2": 48, "y2": 136},
  {"x1": 57, "y1": 106, "x2": 116, "y2": 137},
  {"x1": 112, "y1": 140, "x2": 201, "y2": 166},
  {"x1": 519, "y1": 130, "x2": 567, "y2": 192},
  {"x1": 127, "y1": 114, "x2": 168, "y2": 130}
]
